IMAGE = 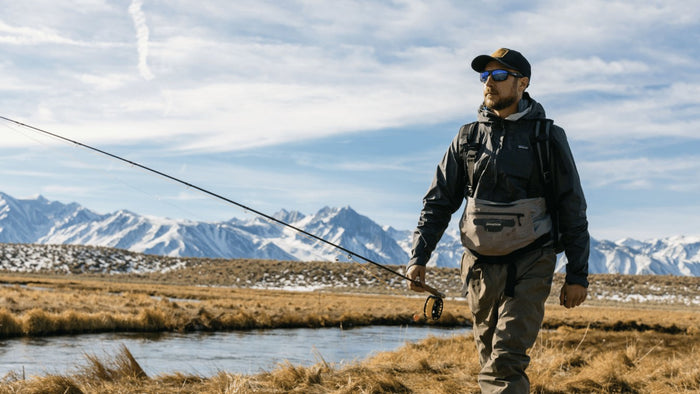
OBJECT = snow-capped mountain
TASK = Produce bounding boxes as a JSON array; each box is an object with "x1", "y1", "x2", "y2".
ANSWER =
[
  {"x1": 580, "y1": 237, "x2": 700, "y2": 276},
  {"x1": 0, "y1": 192, "x2": 699, "y2": 276}
]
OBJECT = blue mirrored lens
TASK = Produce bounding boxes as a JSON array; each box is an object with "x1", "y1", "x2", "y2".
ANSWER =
[
  {"x1": 479, "y1": 71, "x2": 490, "y2": 82},
  {"x1": 491, "y1": 70, "x2": 509, "y2": 81},
  {"x1": 479, "y1": 69, "x2": 511, "y2": 83}
]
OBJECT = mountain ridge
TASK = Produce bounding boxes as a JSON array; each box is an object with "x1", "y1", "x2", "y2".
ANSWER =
[{"x1": 0, "y1": 191, "x2": 698, "y2": 276}]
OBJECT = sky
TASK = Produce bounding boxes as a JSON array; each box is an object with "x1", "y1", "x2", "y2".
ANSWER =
[{"x1": 0, "y1": 0, "x2": 698, "y2": 242}]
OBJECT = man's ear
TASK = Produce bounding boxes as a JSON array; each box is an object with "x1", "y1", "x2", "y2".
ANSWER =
[{"x1": 518, "y1": 77, "x2": 530, "y2": 93}]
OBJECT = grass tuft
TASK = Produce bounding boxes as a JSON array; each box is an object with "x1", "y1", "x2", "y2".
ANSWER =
[
  {"x1": 113, "y1": 345, "x2": 148, "y2": 380},
  {"x1": 18, "y1": 375, "x2": 83, "y2": 394},
  {"x1": 79, "y1": 345, "x2": 148, "y2": 383},
  {"x1": 22, "y1": 308, "x2": 57, "y2": 336},
  {"x1": 0, "y1": 308, "x2": 21, "y2": 337}
]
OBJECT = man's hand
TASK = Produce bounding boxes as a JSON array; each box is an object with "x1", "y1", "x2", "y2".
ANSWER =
[
  {"x1": 560, "y1": 283, "x2": 587, "y2": 309},
  {"x1": 406, "y1": 265, "x2": 426, "y2": 292}
]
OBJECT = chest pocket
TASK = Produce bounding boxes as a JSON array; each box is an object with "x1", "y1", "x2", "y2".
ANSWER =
[{"x1": 499, "y1": 131, "x2": 534, "y2": 181}]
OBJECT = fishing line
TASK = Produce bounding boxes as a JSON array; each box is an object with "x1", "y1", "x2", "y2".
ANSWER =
[
  {"x1": 0, "y1": 115, "x2": 445, "y2": 320},
  {"x1": 5, "y1": 117, "x2": 412, "y2": 300},
  {"x1": 1, "y1": 120, "x2": 207, "y2": 221}
]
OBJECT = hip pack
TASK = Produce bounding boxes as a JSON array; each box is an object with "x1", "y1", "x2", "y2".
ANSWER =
[
  {"x1": 460, "y1": 119, "x2": 563, "y2": 254},
  {"x1": 459, "y1": 196, "x2": 552, "y2": 256}
]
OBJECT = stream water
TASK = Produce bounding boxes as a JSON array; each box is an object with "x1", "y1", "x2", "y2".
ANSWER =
[{"x1": 0, "y1": 325, "x2": 471, "y2": 378}]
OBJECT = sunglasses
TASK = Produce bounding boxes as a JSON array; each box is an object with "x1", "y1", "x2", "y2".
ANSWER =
[{"x1": 479, "y1": 69, "x2": 524, "y2": 83}]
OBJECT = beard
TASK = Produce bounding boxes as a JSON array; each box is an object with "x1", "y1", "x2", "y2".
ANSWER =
[{"x1": 484, "y1": 93, "x2": 517, "y2": 111}]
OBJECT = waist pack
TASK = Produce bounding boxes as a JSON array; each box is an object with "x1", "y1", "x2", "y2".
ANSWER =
[
  {"x1": 460, "y1": 119, "x2": 563, "y2": 253},
  {"x1": 459, "y1": 196, "x2": 552, "y2": 256}
]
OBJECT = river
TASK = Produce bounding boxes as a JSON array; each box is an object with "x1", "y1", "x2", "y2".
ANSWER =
[{"x1": 0, "y1": 325, "x2": 471, "y2": 378}]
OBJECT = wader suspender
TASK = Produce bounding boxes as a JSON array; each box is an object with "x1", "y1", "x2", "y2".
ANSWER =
[
  {"x1": 463, "y1": 122, "x2": 480, "y2": 197},
  {"x1": 460, "y1": 120, "x2": 557, "y2": 298},
  {"x1": 458, "y1": 122, "x2": 479, "y2": 297},
  {"x1": 533, "y1": 119, "x2": 561, "y2": 252}
]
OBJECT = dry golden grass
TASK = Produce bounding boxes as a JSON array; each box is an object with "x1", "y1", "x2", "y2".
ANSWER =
[
  {"x1": 0, "y1": 258, "x2": 698, "y2": 393},
  {"x1": 0, "y1": 273, "x2": 471, "y2": 339},
  {"x1": 0, "y1": 270, "x2": 697, "y2": 338}
]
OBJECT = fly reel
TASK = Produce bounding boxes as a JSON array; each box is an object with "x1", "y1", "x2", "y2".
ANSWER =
[{"x1": 423, "y1": 295, "x2": 444, "y2": 321}]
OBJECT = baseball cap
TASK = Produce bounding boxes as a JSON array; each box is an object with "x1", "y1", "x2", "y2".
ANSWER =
[{"x1": 471, "y1": 48, "x2": 531, "y2": 79}]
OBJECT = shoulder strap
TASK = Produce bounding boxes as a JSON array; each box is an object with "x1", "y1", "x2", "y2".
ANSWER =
[
  {"x1": 459, "y1": 122, "x2": 480, "y2": 197},
  {"x1": 533, "y1": 119, "x2": 562, "y2": 252}
]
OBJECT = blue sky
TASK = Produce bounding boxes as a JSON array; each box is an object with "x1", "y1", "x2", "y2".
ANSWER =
[{"x1": 0, "y1": 0, "x2": 698, "y2": 241}]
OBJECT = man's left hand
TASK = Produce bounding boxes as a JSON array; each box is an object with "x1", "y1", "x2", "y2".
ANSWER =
[{"x1": 560, "y1": 283, "x2": 587, "y2": 309}]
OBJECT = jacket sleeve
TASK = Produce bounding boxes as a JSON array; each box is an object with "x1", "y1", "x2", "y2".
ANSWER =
[
  {"x1": 408, "y1": 129, "x2": 467, "y2": 267},
  {"x1": 551, "y1": 126, "x2": 590, "y2": 287}
]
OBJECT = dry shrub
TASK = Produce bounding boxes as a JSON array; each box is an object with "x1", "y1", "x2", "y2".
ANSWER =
[
  {"x1": 82, "y1": 353, "x2": 112, "y2": 382},
  {"x1": 0, "y1": 308, "x2": 21, "y2": 337},
  {"x1": 136, "y1": 308, "x2": 169, "y2": 331},
  {"x1": 61, "y1": 310, "x2": 85, "y2": 333},
  {"x1": 157, "y1": 372, "x2": 205, "y2": 387},
  {"x1": 15, "y1": 307, "x2": 179, "y2": 337},
  {"x1": 16, "y1": 375, "x2": 83, "y2": 394},
  {"x1": 113, "y1": 346, "x2": 148, "y2": 379},
  {"x1": 644, "y1": 356, "x2": 700, "y2": 393},
  {"x1": 22, "y1": 308, "x2": 57, "y2": 336},
  {"x1": 265, "y1": 361, "x2": 326, "y2": 391},
  {"x1": 79, "y1": 345, "x2": 147, "y2": 382},
  {"x1": 204, "y1": 371, "x2": 258, "y2": 393},
  {"x1": 529, "y1": 329, "x2": 700, "y2": 394},
  {"x1": 59, "y1": 310, "x2": 111, "y2": 334},
  {"x1": 220, "y1": 310, "x2": 258, "y2": 330},
  {"x1": 332, "y1": 366, "x2": 412, "y2": 394},
  {"x1": 539, "y1": 350, "x2": 640, "y2": 393},
  {"x1": 95, "y1": 312, "x2": 119, "y2": 331}
]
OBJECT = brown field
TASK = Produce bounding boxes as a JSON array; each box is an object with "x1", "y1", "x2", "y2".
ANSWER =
[{"x1": 0, "y1": 257, "x2": 699, "y2": 393}]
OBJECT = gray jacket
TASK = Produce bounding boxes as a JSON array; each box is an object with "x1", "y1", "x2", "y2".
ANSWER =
[{"x1": 409, "y1": 93, "x2": 590, "y2": 287}]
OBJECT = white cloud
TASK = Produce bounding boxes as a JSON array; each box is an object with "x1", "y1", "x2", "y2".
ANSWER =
[
  {"x1": 80, "y1": 73, "x2": 134, "y2": 91},
  {"x1": 2, "y1": 0, "x2": 695, "y2": 150},
  {"x1": 128, "y1": 0, "x2": 154, "y2": 80},
  {"x1": 553, "y1": 82, "x2": 700, "y2": 143},
  {"x1": 580, "y1": 156, "x2": 700, "y2": 191},
  {"x1": 0, "y1": 20, "x2": 85, "y2": 46}
]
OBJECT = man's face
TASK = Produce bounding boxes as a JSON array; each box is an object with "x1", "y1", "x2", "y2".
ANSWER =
[{"x1": 482, "y1": 61, "x2": 527, "y2": 112}]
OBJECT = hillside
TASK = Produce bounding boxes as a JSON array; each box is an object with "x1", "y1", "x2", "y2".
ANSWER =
[{"x1": 1, "y1": 243, "x2": 698, "y2": 307}]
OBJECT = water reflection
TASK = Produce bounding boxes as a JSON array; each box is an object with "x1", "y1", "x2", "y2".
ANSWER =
[{"x1": 0, "y1": 325, "x2": 470, "y2": 378}]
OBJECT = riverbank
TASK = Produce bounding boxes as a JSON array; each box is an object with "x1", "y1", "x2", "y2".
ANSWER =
[{"x1": 1, "y1": 266, "x2": 698, "y2": 338}]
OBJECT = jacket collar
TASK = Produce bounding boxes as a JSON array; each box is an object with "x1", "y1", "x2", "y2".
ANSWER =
[{"x1": 478, "y1": 92, "x2": 546, "y2": 122}]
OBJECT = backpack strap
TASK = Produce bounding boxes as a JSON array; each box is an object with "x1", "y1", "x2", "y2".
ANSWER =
[
  {"x1": 459, "y1": 122, "x2": 481, "y2": 197},
  {"x1": 533, "y1": 119, "x2": 561, "y2": 252}
]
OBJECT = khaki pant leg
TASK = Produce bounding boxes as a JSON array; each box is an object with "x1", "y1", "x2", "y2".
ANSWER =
[{"x1": 466, "y1": 248, "x2": 556, "y2": 394}]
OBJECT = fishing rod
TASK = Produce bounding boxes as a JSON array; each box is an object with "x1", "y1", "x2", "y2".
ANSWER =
[{"x1": 1, "y1": 115, "x2": 445, "y2": 320}]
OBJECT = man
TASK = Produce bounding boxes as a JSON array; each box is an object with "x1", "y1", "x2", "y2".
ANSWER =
[{"x1": 406, "y1": 48, "x2": 589, "y2": 393}]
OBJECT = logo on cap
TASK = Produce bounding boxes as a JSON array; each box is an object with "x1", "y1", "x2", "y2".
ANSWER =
[{"x1": 492, "y1": 48, "x2": 509, "y2": 58}]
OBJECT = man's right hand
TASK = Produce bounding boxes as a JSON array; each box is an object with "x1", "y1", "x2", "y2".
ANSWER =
[
  {"x1": 406, "y1": 265, "x2": 426, "y2": 292},
  {"x1": 560, "y1": 283, "x2": 587, "y2": 308}
]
